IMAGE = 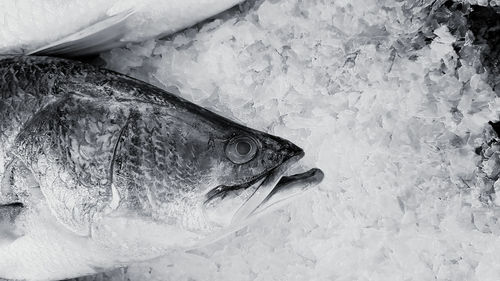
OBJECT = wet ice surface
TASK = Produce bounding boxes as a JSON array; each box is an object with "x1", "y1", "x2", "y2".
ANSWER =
[{"x1": 98, "y1": 0, "x2": 500, "y2": 280}]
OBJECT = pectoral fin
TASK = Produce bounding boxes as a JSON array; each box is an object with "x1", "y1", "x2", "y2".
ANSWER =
[
  {"x1": 0, "y1": 158, "x2": 36, "y2": 245},
  {"x1": 27, "y1": 9, "x2": 134, "y2": 57},
  {"x1": 0, "y1": 203, "x2": 24, "y2": 245},
  {"x1": 1, "y1": 157, "x2": 39, "y2": 205}
]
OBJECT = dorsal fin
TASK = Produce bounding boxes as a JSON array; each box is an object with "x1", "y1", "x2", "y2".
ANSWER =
[{"x1": 27, "y1": 9, "x2": 135, "y2": 57}]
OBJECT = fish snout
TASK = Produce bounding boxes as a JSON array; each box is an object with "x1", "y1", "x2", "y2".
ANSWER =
[{"x1": 281, "y1": 140, "x2": 305, "y2": 161}]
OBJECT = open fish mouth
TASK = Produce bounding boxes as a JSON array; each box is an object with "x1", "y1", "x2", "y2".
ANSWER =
[
  {"x1": 204, "y1": 152, "x2": 324, "y2": 226},
  {"x1": 246, "y1": 168, "x2": 324, "y2": 218}
]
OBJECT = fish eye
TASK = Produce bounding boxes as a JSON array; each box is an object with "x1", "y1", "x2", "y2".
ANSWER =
[{"x1": 225, "y1": 135, "x2": 258, "y2": 164}]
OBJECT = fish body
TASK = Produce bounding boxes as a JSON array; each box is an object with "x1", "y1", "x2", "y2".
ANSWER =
[
  {"x1": 0, "y1": 0, "x2": 243, "y2": 55},
  {"x1": 0, "y1": 56, "x2": 323, "y2": 280}
]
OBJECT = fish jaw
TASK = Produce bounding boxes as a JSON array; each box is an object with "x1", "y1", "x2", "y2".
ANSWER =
[
  {"x1": 202, "y1": 146, "x2": 324, "y2": 230},
  {"x1": 250, "y1": 168, "x2": 324, "y2": 217},
  {"x1": 230, "y1": 151, "x2": 306, "y2": 224}
]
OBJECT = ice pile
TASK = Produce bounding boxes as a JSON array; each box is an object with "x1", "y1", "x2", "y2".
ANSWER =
[{"x1": 101, "y1": 0, "x2": 500, "y2": 280}]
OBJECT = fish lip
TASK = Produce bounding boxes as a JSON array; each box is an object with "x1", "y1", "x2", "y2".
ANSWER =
[
  {"x1": 204, "y1": 144, "x2": 305, "y2": 203},
  {"x1": 230, "y1": 152, "x2": 320, "y2": 224},
  {"x1": 203, "y1": 144, "x2": 323, "y2": 225},
  {"x1": 205, "y1": 172, "x2": 269, "y2": 203},
  {"x1": 265, "y1": 168, "x2": 325, "y2": 199},
  {"x1": 250, "y1": 168, "x2": 324, "y2": 216}
]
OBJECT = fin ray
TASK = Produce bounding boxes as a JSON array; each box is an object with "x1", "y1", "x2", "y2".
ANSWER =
[
  {"x1": 0, "y1": 203, "x2": 24, "y2": 245},
  {"x1": 1, "y1": 157, "x2": 38, "y2": 205},
  {"x1": 28, "y1": 10, "x2": 135, "y2": 57}
]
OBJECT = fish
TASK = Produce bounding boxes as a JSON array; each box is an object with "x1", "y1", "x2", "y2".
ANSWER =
[
  {"x1": 0, "y1": 0, "x2": 244, "y2": 56},
  {"x1": 0, "y1": 56, "x2": 324, "y2": 281}
]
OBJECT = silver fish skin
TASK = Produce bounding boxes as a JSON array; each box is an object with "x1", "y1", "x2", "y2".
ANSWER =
[{"x1": 0, "y1": 56, "x2": 322, "y2": 281}]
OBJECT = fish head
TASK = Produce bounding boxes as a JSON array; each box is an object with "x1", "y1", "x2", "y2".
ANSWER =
[
  {"x1": 201, "y1": 129, "x2": 308, "y2": 227},
  {"x1": 109, "y1": 101, "x2": 323, "y2": 241}
]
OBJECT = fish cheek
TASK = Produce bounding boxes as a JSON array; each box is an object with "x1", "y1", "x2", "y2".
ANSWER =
[
  {"x1": 190, "y1": 139, "x2": 223, "y2": 189},
  {"x1": 109, "y1": 111, "x2": 213, "y2": 223}
]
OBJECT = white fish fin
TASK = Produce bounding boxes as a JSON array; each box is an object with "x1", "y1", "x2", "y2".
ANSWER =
[
  {"x1": 250, "y1": 168, "x2": 323, "y2": 217},
  {"x1": 0, "y1": 203, "x2": 24, "y2": 245},
  {"x1": 1, "y1": 157, "x2": 38, "y2": 205},
  {"x1": 27, "y1": 9, "x2": 135, "y2": 57},
  {"x1": 0, "y1": 159, "x2": 36, "y2": 244}
]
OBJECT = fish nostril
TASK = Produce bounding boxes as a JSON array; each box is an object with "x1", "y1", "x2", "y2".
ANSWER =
[
  {"x1": 281, "y1": 141, "x2": 304, "y2": 160},
  {"x1": 290, "y1": 142, "x2": 304, "y2": 158}
]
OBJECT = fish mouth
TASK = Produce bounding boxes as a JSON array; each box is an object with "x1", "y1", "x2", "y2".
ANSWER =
[{"x1": 204, "y1": 151, "x2": 324, "y2": 226}]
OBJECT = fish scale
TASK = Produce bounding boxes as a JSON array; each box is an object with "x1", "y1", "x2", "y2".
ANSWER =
[
  {"x1": 114, "y1": 110, "x2": 205, "y2": 218},
  {"x1": 13, "y1": 97, "x2": 125, "y2": 235}
]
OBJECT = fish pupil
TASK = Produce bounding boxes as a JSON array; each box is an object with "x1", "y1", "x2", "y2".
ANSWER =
[{"x1": 236, "y1": 141, "x2": 251, "y2": 155}]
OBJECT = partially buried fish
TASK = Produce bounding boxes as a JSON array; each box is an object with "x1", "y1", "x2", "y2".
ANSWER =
[
  {"x1": 0, "y1": 0, "x2": 244, "y2": 56},
  {"x1": 0, "y1": 56, "x2": 324, "y2": 281}
]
